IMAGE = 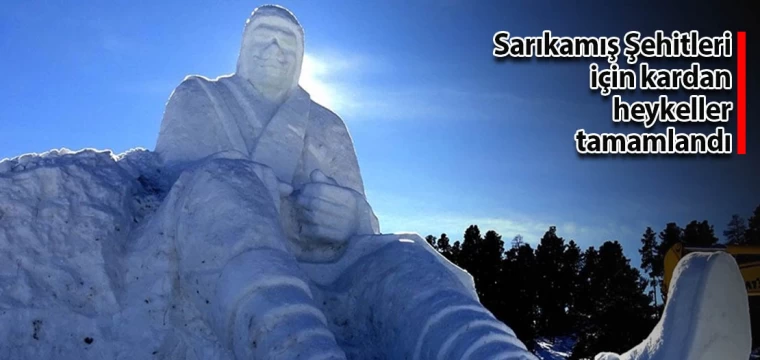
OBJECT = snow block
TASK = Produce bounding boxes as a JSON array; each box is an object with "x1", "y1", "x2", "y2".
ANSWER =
[{"x1": 595, "y1": 251, "x2": 751, "y2": 360}]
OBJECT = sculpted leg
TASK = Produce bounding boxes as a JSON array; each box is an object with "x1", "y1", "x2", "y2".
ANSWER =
[
  {"x1": 163, "y1": 157, "x2": 345, "y2": 359},
  {"x1": 338, "y1": 233, "x2": 537, "y2": 360},
  {"x1": 218, "y1": 249, "x2": 346, "y2": 359}
]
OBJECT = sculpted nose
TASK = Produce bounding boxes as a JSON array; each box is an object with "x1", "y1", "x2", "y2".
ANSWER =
[
  {"x1": 261, "y1": 38, "x2": 286, "y2": 62},
  {"x1": 272, "y1": 39, "x2": 286, "y2": 62}
]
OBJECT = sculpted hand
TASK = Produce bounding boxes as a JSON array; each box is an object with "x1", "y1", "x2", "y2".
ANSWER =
[
  {"x1": 205, "y1": 151, "x2": 292, "y2": 203},
  {"x1": 249, "y1": 161, "x2": 293, "y2": 213},
  {"x1": 293, "y1": 170, "x2": 362, "y2": 246}
]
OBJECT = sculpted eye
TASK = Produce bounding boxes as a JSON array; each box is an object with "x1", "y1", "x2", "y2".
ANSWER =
[
  {"x1": 253, "y1": 33, "x2": 271, "y2": 43},
  {"x1": 278, "y1": 37, "x2": 297, "y2": 48}
]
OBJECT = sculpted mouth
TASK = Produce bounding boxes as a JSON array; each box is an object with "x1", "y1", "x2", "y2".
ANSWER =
[
  {"x1": 251, "y1": 56, "x2": 285, "y2": 66},
  {"x1": 258, "y1": 63, "x2": 287, "y2": 72}
]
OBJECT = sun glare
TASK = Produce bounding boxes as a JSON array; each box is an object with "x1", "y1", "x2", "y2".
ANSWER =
[{"x1": 299, "y1": 54, "x2": 341, "y2": 110}]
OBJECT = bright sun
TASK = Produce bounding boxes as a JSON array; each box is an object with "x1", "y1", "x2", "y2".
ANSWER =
[{"x1": 299, "y1": 54, "x2": 340, "y2": 110}]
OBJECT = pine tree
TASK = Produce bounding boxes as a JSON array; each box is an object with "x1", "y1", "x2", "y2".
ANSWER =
[
  {"x1": 502, "y1": 243, "x2": 539, "y2": 350},
  {"x1": 479, "y1": 230, "x2": 505, "y2": 316},
  {"x1": 425, "y1": 234, "x2": 437, "y2": 248},
  {"x1": 534, "y1": 226, "x2": 570, "y2": 337},
  {"x1": 511, "y1": 234, "x2": 524, "y2": 249},
  {"x1": 745, "y1": 205, "x2": 760, "y2": 246},
  {"x1": 657, "y1": 222, "x2": 683, "y2": 256},
  {"x1": 437, "y1": 233, "x2": 452, "y2": 256},
  {"x1": 450, "y1": 240, "x2": 462, "y2": 263},
  {"x1": 572, "y1": 246, "x2": 600, "y2": 359},
  {"x1": 656, "y1": 222, "x2": 682, "y2": 303},
  {"x1": 724, "y1": 215, "x2": 747, "y2": 245},
  {"x1": 571, "y1": 241, "x2": 655, "y2": 359},
  {"x1": 681, "y1": 220, "x2": 719, "y2": 246},
  {"x1": 458, "y1": 225, "x2": 483, "y2": 276},
  {"x1": 563, "y1": 240, "x2": 583, "y2": 325},
  {"x1": 638, "y1": 227, "x2": 660, "y2": 307},
  {"x1": 574, "y1": 246, "x2": 599, "y2": 330}
]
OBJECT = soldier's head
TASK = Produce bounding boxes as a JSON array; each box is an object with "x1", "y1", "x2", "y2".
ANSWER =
[{"x1": 236, "y1": 5, "x2": 304, "y2": 101}]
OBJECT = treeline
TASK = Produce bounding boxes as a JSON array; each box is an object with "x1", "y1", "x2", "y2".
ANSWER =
[{"x1": 424, "y1": 205, "x2": 760, "y2": 359}]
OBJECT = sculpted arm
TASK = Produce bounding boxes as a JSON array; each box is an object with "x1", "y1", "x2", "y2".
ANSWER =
[
  {"x1": 299, "y1": 107, "x2": 366, "y2": 196},
  {"x1": 294, "y1": 106, "x2": 380, "y2": 241},
  {"x1": 155, "y1": 76, "x2": 234, "y2": 168}
]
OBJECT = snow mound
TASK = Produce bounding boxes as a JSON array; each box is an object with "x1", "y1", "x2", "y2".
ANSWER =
[
  {"x1": 0, "y1": 148, "x2": 169, "y2": 359},
  {"x1": 595, "y1": 251, "x2": 751, "y2": 360}
]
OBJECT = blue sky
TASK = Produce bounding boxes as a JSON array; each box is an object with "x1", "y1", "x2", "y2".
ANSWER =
[{"x1": 1, "y1": 0, "x2": 757, "y2": 264}]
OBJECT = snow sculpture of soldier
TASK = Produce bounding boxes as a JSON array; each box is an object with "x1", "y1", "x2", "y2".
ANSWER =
[
  {"x1": 153, "y1": 5, "x2": 751, "y2": 360},
  {"x1": 154, "y1": 5, "x2": 532, "y2": 360}
]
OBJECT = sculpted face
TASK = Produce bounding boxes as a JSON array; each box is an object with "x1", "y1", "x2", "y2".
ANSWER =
[
  {"x1": 246, "y1": 24, "x2": 298, "y2": 95},
  {"x1": 237, "y1": 6, "x2": 305, "y2": 102}
]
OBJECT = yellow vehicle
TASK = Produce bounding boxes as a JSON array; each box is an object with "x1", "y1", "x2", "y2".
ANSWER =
[{"x1": 664, "y1": 242, "x2": 760, "y2": 296}]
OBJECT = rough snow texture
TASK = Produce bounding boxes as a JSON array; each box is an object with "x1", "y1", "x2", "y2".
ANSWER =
[
  {"x1": 595, "y1": 252, "x2": 751, "y2": 360},
  {"x1": 0, "y1": 148, "x2": 167, "y2": 359}
]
